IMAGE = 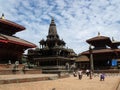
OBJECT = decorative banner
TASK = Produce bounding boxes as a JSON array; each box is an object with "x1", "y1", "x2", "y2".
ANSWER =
[{"x1": 112, "y1": 59, "x2": 117, "y2": 66}]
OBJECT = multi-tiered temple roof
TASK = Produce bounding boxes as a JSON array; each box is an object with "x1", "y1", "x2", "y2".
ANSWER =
[
  {"x1": 28, "y1": 18, "x2": 76, "y2": 72},
  {"x1": 0, "y1": 14, "x2": 36, "y2": 63},
  {"x1": 82, "y1": 33, "x2": 120, "y2": 54},
  {"x1": 79, "y1": 32, "x2": 120, "y2": 70}
]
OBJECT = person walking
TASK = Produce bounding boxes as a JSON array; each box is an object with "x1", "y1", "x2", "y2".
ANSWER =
[
  {"x1": 78, "y1": 69, "x2": 83, "y2": 80},
  {"x1": 73, "y1": 71, "x2": 77, "y2": 77},
  {"x1": 100, "y1": 73, "x2": 105, "y2": 81},
  {"x1": 86, "y1": 69, "x2": 90, "y2": 76}
]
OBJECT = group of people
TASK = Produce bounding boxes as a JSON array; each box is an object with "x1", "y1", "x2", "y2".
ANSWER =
[
  {"x1": 73, "y1": 69, "x2": 105, "y2": 81},
  {"x1": 73, "y1": 69, "x2": 90, "y2": 79}
]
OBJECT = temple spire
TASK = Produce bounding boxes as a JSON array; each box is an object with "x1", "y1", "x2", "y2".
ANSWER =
[
  {"x1": 50, "y1": 17, "x2": 56, "y2": 26},
  {"x1": 48, "y1": 17, "x2": 58, "y2": 38}
]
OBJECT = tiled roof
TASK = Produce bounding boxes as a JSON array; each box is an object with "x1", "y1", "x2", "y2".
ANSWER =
[
  {"x1": 0, "y1": 19, "x2": 25, "y2": 31},
  {"x1": 81, "y1": 48, "x2": 114, "y2": 54},
  {"x1": 76, "y1": 55, "x2": 89, "y2": 62},
  {"x1": 0, "y1": 34, "x2": 36, "y2": 48},
  {"x1": 86, "y1": 36, "x2": 111, "y2": 42},
  {"x1": 112, "y1": 41, "x2": 120, "y2": 46}
]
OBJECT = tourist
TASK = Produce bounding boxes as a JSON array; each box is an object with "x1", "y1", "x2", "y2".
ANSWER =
[
  {"x1": 73, "y1": 71, "x2": 77, "y2": 77},
  {"x1": 86, "y1": 69, "x2": 90, "y2": 76},
  {"x1": 100, "y1": 73, "x2": 105, "y2": 81},
  {"x1": 78, "y1": 69, "x2": 83, "y2": 80}
]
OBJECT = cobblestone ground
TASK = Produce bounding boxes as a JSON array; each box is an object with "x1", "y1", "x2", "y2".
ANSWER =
[{"x1": 0, "y1": 74, "x2": 120, "y2": 90}]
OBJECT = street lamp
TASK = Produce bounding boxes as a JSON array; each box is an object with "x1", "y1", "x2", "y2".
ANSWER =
[{"x1": 89, "y1": 45, "x2": 94, "y2": 79}]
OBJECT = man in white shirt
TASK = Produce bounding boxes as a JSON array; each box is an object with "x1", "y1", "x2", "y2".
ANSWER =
[{"x1": 78, "y1": 69, "x2": 83, "y2": 80}]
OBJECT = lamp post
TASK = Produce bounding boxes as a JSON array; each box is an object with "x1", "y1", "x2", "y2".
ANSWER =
[{"x1": 89, "y1": 45, "x2": 94, "y2": 79}]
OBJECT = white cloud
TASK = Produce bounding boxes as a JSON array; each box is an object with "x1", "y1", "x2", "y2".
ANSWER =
[{"x1": 0, "y1": 0, "x2": 120, "y2": 54}]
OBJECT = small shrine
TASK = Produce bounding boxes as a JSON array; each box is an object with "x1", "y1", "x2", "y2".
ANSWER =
[{"x1": 28, "y1": 18, "x2": 77, "y2": 73}]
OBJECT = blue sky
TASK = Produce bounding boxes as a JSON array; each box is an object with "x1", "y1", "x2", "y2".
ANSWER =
[{"x1": 0, "y1": 0, "x2": 120, "y2": 54}]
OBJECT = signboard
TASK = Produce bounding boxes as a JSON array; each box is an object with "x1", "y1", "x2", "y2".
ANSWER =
[{"x1": 112, "y1": 59, "x2": 117, "y2": 66}]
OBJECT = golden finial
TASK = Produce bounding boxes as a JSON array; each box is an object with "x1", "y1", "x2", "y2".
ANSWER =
[
  {"x1": 1, "y1": 13, "x2": 5, "y2": 19},
  {"x1": 98, "y1": 32, "x2": 100, "y2": 36}
]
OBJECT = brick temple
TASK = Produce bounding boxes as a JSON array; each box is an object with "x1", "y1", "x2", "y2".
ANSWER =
[
  {"x1": 0, "y1": 14, "x2": 36, "y2": 63},
  {"x1": 0, "y1": 14, "x2": 39, "y2": 74},
  {"x1": 77, "y1": 33, "x2": 120, "y2": 72}
]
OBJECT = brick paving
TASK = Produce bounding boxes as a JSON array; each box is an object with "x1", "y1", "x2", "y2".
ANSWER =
[{"x1": 0, "y1": 74, "x2": 119, "y2": 90}]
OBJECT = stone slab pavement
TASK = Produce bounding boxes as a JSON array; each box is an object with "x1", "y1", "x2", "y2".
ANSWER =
[{"x1": 0, "y1": 74, "x2": 119, "y2": 90}]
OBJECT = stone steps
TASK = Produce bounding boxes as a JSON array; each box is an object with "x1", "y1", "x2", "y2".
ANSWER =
[{"x1": 0, "y1": 74, "x2": 58, "y2": 84}]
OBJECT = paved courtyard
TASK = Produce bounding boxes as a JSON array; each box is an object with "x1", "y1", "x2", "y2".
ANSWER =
[{"x1": 0, "y1": 74, "x2": 120, "y2": 90}]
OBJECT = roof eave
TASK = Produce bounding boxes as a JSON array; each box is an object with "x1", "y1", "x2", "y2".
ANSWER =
[{"x1": 0, "y1": 19, "x2": 25, "y2": 31}]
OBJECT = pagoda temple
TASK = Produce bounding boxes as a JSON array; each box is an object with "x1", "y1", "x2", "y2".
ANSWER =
[
  {"x1": 78, "y1": 33, "x2": 120, "y2": 70},
  {"x1": 0, "y1": 14, "x2": 36, "y2": 64},
  {"x1": 28, "y1": 18, "x2": 77, "y2": 73}
]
